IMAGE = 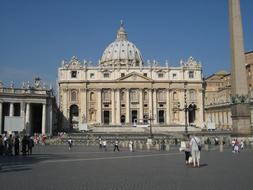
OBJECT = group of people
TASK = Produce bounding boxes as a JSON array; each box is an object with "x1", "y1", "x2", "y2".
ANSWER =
[
  {"x1": 0, "y1": 134, "x2": 35, "y2": 156},
  {"x1": 98, "y1": 137, "x2": 135, "y2": 152},
  {"x1": 231, "y1": 139, "x2": 244, "y2": 153},
  {"x1": 183, "y1": 134, "x2": 202, "y2": 168}
]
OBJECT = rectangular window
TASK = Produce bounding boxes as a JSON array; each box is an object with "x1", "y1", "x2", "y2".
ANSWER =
[
  {"x1": 189, "y1": 71, "x2": 194, "y2": 78},
  {"x1": 104, "y1": 73, "x2": 110, "y2": 78},
  {"x1": 90, "y1": 73, "x2": 95, "y2": 79},
  {"x1": 143, "y1": 73, "x2": 147, "y2": 77},
  {"x1": 158, "y1": 73, "x2": 163, "y2": 78},
  {"x1": 173, "y1": 73, "x2": 177, "y2": 79},
  {"x1": 71, "y1": 71, "x2": 77, "y2": 78},
  {"x1": 121, "y1": 73, "x2": 125, "y2": 77}
]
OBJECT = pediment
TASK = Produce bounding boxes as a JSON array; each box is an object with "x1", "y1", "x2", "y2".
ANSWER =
[{"x1": 116, "y1": 72, "x2": 153, "y2": 82}]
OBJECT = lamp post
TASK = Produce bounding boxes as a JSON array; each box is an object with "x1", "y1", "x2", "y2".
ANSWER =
[
  {"x1": 184, "y1": 89, "x2": 188, "y2": 134},
  {"x1": 148, "y1": 112, "x2": 154, "y2": 138}
]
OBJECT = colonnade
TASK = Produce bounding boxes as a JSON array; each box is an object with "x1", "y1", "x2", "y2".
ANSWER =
[
  {"x1": 0, "y1": 102, "x2": 47, "y2": 134},
  {"x1": 205, "y1": 110, "x2": 232, "y2": 129}
]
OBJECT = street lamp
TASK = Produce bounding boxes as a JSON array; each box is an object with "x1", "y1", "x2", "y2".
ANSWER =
[
  {"x1": 177, "y1": 89, "x2": 188, "y2": 134},
  {"x1": 147, "y1": 112, "x2": 154, "y2": 138}
]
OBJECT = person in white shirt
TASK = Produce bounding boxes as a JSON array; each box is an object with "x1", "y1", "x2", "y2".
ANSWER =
[
  {"x1": 67, "y1": 138, "x2": 73, "y2": 150},
  {"x1": 102, "y1": 140, "x2": 107, "y2": 151},
  {"x1": 190, "y1": 135, "x2": 201, "y2": 167},
  {"x1": 129, "y1": 140, "x2": 133, "y2": 152}
]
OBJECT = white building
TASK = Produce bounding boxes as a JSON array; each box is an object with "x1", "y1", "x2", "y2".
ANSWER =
[
  {"x1": 58, "y1": 23, "x2": 204, "y2": 130},
  {"x1": 0, "y1": 78, "x2": 56, "y2": 135}
]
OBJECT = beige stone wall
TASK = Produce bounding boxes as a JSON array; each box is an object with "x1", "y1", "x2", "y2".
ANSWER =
[{"x1": 58, "y1": 57, "x2": 204, "y2": 129}]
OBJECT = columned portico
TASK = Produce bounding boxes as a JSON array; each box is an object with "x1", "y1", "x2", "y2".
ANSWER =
[
  {"x1": 42, "y1": 103, "x2": 46, "y2": 134},
  {"x1": 58, "y1": 23, "x2": 204, "y2": 130}
]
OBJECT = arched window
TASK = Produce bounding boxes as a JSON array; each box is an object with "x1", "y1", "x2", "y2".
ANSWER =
[
  {"x1": 71, "y1": 90, "x2": 77, "y2": 102},
  {"x1": 90, "y1": 92, "x2": 95, "y2": 101}
]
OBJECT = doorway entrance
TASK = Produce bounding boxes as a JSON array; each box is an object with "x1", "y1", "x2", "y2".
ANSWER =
[
  {"x1": 158, "y1": 110, "x2": 165, "y2": 124},
  {"x1": 131, "y1": 110, "x2": 138, "y2": 123},
  {"x1": 103, "y1": 111, "x2": 110, "y2": 124}
]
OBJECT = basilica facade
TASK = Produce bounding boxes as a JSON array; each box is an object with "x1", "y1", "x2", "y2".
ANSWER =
[{"x1": 58, "y1": 24, "x2": 204, "y2": 130}]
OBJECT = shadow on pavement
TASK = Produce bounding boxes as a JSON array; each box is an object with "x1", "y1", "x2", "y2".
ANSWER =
[{"x1": 0, "y1": 153, "x2": 68, "y2": 173}]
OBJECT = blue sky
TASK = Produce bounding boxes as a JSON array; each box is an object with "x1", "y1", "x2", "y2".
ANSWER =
[{"x1": 0, "y1": 0, "x2": 252, "y2": 88}]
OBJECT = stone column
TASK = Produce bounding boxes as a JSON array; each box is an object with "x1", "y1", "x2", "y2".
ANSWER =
[
  {"x1": 197, "y1": 89, "x2": 204, "y2": 127},
  {"x1": 126, "y1": 89, "x2": 130, "y2": 124},
  {"x1": 139, "y1": 89, "x2": 143, "y2": 122},
  {"x1": 42, "y1": 103, "x2": 46, "y2": 135},
  {"x1": 21, "y1": 102, "x2": 25, "y2": 117},
  {"x1": 148, "y1": 89, "x2": 152, "y2": 117},
  {"x1": 153, "y1": 89, "x2": 157, "y2": 124},
  {"x1": 166, "y1": 89, "x2": 170, "y2": 125},
  {"x1": 49, "y1": 102, "x2": 53, "y2": 136},
  {"x1": 116, "y1": 89, "x2": 121, "y2": 125},
  {"x1": 111, "y1": 89, "x2": 115, "y2": 124},
  {"x1": 82, "y1": 89, "x2": 87, "y2": 123},
  {"x1": 0, "y1": 102, "x2": 2, "y2": 134},
  {"x1": 229, "y1": 0, "x2": 251, "y2": 134},
  {"x1": 25, "y1": 103, "x2": 30, "y2": 134},
  {"x1": 10, "y1": 103, "x2": 14, "y2": 116},
  {"x1": 97, "y1": 89, "x2": 102, "y2": 124}
]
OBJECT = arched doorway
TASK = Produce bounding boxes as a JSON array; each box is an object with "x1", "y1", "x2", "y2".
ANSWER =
[
  {"x1": 188, "y1": 104, "x2": 196, "y2": 124},
  {"x1": 70, "y1": 104, "x2": 79, "y2": 129}
]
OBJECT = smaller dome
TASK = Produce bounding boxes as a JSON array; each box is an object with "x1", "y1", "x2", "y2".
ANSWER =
[{"x1": 100, "y1": 22, "x2": 143, "y2": 67}]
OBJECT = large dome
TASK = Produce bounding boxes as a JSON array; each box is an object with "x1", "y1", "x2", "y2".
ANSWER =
[{"x1": 100, "y1": 22, "x2": 144, "y2": 67}]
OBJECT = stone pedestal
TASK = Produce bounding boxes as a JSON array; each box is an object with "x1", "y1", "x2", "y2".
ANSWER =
[{"x1": 231, "y1": 104, "x2": 251, "y2": 134}]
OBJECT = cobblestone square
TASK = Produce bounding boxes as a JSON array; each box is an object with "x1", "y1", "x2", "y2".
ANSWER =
[{"x1": 0, "y1": 145, "x2": 252, "y2": 190}]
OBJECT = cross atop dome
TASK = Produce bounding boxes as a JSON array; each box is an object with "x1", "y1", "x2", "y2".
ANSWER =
[{"x1": 116, "y1": 20, "x2": 127, "y2": 41}]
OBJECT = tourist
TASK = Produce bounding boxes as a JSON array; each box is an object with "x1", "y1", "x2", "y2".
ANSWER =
[
  {"x1": 114, "y1": 139, "x2": 120, "y2": 152},
  {"x1": 42, "y1": 134, "x2": 46, "y2": 145},
  {"x1": 3, "y1": 134, "x2": 8, "y2": 155},
  {"x1": 161, "y1": 138, "x2": 166, "y2": 151},
  {"x1": 21, "y1": 135, "x2": 28, "y2": 155},
  {"x1": 98, "y1": 137, "x2": 102, "y2": 149},
  {"x1": 184, "y1": 134, "x2": 191, "y2": 165},
  {"x1": 28, "y1": 136, "x2": 34, "y2": 155},
  {"x1": 0, "y1": 135, "x2": 3, "y2": 156},
  {"x1": 7, "y1": 134, "x2": 14, "y2": 156},
  {"x1": 190, "y1": 135, "x2": 201, "y2": 167},
  {"x1": 240, "y1": 140, "x2": 244, "y2": 150},
  {"x1": 102, "y1": 140, "x2": 107, "y2": 151},
  {"x1": 14, "y1": 135, "x2": 20, "y2": 156},
  {"x1": 231, "y1": 139, "x2": 235, "y2": 152},
  {"x1": 68, "y1": 138, "x2": 73, "y2": 150},
  {"x1": 234, "y1": 139, "x2": 239, "y2": 153},
  {"x1": 129, "y1": 140, "x2": 133, "y2": 152}
]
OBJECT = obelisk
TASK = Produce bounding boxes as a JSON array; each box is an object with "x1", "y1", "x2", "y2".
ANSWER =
[{"x1": 229, "y1": 0, "x2": 251, "y2": 134}]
